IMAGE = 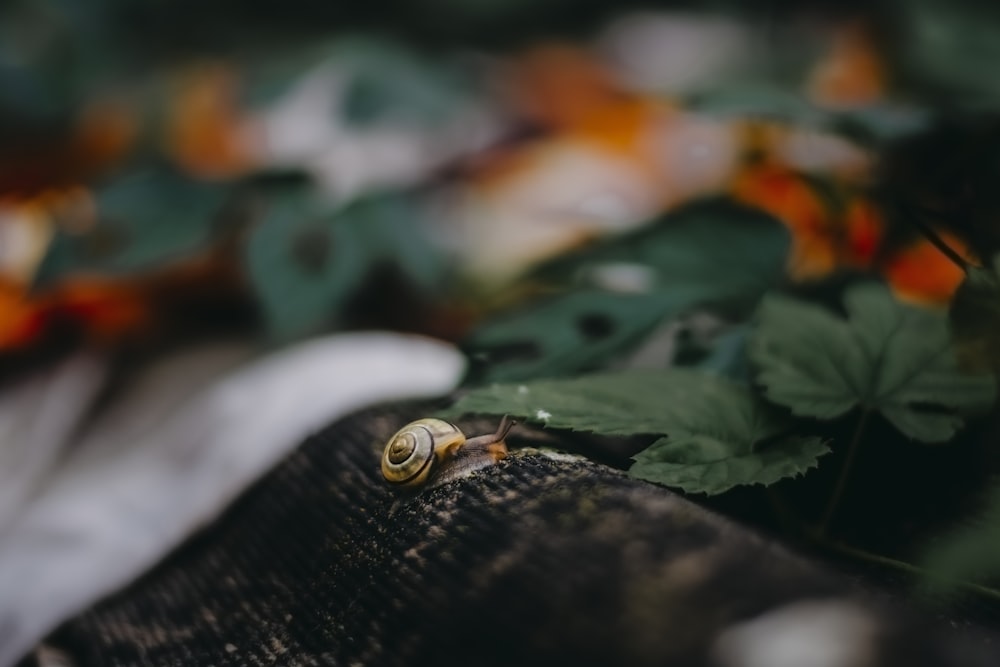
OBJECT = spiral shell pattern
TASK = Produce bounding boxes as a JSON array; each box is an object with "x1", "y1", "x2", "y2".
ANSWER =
[{"x1": 380, "y1": 418, "x2": 466, "y2": 486}]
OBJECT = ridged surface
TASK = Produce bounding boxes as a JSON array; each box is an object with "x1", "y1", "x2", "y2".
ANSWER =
[{"x1": 33, "y1": 403, "x2": 999, "y2": 667}]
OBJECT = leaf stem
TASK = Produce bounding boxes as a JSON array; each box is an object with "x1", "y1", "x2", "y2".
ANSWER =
[
  {"x1": 820, "y1": 408, "x2": 870, "y2": 535},
  {"x1": 903, "y1": 204, "x2": 970, "y2": 274},
  {"x1": 819, "y1": 539, "x2": 1000, "y2": 604}
]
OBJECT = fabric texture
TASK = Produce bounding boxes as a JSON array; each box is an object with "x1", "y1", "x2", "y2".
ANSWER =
[{"x1": 27, "y1": 403, "x2": 1000, "y2": 667}]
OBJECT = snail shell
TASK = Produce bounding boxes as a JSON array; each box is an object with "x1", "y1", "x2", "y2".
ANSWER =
[
  {"x1": 381, "y1": 418, "x2": 466, "y2": 487},
  {"x1": 380, "y1": 416, "x2": 516, "y2": 488}
]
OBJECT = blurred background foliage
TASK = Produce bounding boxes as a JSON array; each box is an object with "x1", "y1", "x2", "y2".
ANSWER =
[
  {"x1": 5, "y1": 0, "x2": 997, "y2": 355},
  {"x1": 4, "y1": 0, "x2": 1000, "y2": 616}
]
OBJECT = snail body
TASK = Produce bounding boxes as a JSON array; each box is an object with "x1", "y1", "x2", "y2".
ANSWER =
[{"x1": 381, "y1": 416, "x2": 515, "y2": 488}]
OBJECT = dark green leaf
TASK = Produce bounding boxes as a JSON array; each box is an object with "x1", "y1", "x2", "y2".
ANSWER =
[
  {"x1": 338, "y1": 193, "x2": 448, "y2": 291},
  {"x1": 920, "y1": 483, "x2": 1000, "y2": 594},
  {"x1": 465, "y1": 199, "x2": 791, "y2": 382},
  {"x1": 35, "y1": 169, "x2": 228, "y2": 286},
  {"x1": 631, "y1": 432, "x2": 828, "y2": 496},
  {"x1": 950, "y1": 256, "x2": 1000, "y2": 371},
  {"x1": 443, "y1": 368, "x2": 830, "y2": 494},
  {"x1": 686, "y1": 85, "x2": 826, "y2": 124},
  {"x1": 749, "y1": 282, "x2": 996, "y2": 442},
  {"x1": 245, "y1": 190, "x2": 446, "y2": 340},
  {"x1": 534, "y1": 198, "x2": 790, "y2": 301},
  {"x1": 464, "y1": 291, "x2": 689, "y2": 383},
  {"x1": 337, "y1": 39, "x2": 474, "y2": 127},
  {"x1": 902, "y1": 2, "x2": 1000, "y2": 107},
  {"x1": 0, "y1": 1, "x2": 119, "y2": 124},
  {"x1": 245, "y1": 191, "x2": 366, "y2": 340},
  {"x1": 446, "y1": 368, "x2": 760, "y2": 434},
  {"x1": 241, "y1": 36, "x2": 476, "y2": 125},
  {"x1": 827, "y1": 106, "x2": 931, "y2": 146},
  {"x1": 687, "y1": 324, "x2": 751, "y2": 381}
]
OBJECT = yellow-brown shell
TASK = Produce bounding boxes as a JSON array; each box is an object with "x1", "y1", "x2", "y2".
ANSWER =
[{"x1": 380, "y1": 418, "x2": 466, "y2": 487}]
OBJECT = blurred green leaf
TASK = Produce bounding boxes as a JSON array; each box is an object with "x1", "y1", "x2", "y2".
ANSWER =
[
  {"x1": 246, "y1": 190, "x2": 447, "y2": 340},
  {"x1": 340, "y1": 41, "x2": 474, "y2": 127},
  {"x1": 340, "y1": 192, "x2": 448, "y2": 291},
  {"x1": 465, "y1": 199, "x2": 790, "y2": 382},
  {"x1": 749, "y1": 282, "x2": 996, "y2": 442},
  {"x1": 35, "y1": 169, "x2": 228, "y2": 286},
  {"x1": 921, "y1": 482, "x2": 1000, "y2": 595},
  {"x1": 464, "y1": 290, "x2": 687, "y2": 383},
  {"x1": 902, "y1": 1, "x2": 1000, "y2": 107},
  {"x1": 533, "y1": 198, "x2": 790, "y2": 300},
  {"x1": 827, "y1": 106, "x2": 932, "y2": 146},
  {"x1": 444, "y1": 368, "x2": 829, "y2": 494},
  {"x1": 684, "y1": 323, "x2": 751, "y2": 381},
  {"x1": 950, "y1": 256, "x2": 1000, "y2": 371},
  {"x1": 241, "y1": 36, "x2": 477, "y2": 126},
  {"x1": 686, "y1": 85, "x2": 826, "y2": 124},
  {"x1": 246, "y1": 190, "x2": 366, "y2": 340},
  {"x1": 0, "y1": 0, "x2": 124, "y2": 125}
]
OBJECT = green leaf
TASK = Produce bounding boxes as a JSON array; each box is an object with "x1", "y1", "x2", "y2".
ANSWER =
[
  {"x1": 902, "y1": 1, "x2": 1000, "y2": 108},
  {"x1": 749, "y1": 283, "x2": 996, "y2": 442},
  {"x1": 35, "y1": 169, "x2": 228, "y2": 286},
  {"x1": 245, "y1": 189, "x2": 447, "y2": 340},
  {"x1": 464, "y1": 291, "x2": 689, "y2": 383},
  {"x1": 686, "y1": 85, "x2": 826, "y2": 124},
  {"x1": 246, "y1": 191, "x2": 367, "y2": 340},
  {"x1": 534, "y1": 198, "x2": 790, "y2": 301},
  {"x1": 444, "y1": 368, "x2": 830, "y2": 494},
  {"x1": 920, "y1": 483, "x2": 1000, "y2": 594},
  {"x1": 339, "y1": 192, "x2": 448, "y2": 292},
  {"x1": 950, "y1": 255, "x2": 1000, "y2": 371},
  {"x1": 240, "y1": 36, "x2": 477, "y2": 127},
  {"x1": 464, "y1": 199, "x2": 790, "y2": 382},
  {"x1": 631, "y1": 433, "x2": 828, "y2": 496},
  {"x1": 683, "y1": 324, "x2": 751, "y2": 381},
  {"x1": 336, "y1": 39, "x2": 475, "y2": 128},
  {"x1": 827, "y1": 105, "x2": 931, "y2": 146},
  {"x1": 0, "y1": 1, "x2": 120, "y2": 124}
]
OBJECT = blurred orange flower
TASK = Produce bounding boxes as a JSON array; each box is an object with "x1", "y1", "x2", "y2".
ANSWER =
[
  {"x1": 731, "y1": 161, "x2": 837, "y2": 279},
  {"x1": 0, "y1": 280, "x2": 43, "y2": 349},
  {"x1": 501, "y1": 44, "x2": 672, "y2": 164},
  {"x1": 0, "y1": 278, "x2": 150, "y2": 351},
  {"x1": 884, "y1": 232, "x2": 969, "y2": 305},
  {"x1": 809, "y1": 21, "x2": 887, "y2": 107},
  {"x1": 165, "y1": 63, "x2": 260, "y2": 179},
  {"x1": 843, "y1": 197, "x2": 883, "y2": 267}
]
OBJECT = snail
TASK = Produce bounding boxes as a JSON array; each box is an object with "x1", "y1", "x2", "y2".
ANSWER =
[{"x1": 381, "y1": 416, "x2": 516, "y2": 488}]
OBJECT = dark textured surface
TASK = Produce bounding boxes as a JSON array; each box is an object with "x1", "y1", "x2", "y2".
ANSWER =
[{"x1": 31, "y1": 403, "x2": 1000, "y2": 666}]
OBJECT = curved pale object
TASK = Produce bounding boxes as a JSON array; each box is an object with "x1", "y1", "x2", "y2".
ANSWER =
[
  {"x1": 0, "y1": 354, "x2": 107, "y2": 537},
  {"x1": 0, "y1": 332, "x2": 465, "y2": 666}
]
